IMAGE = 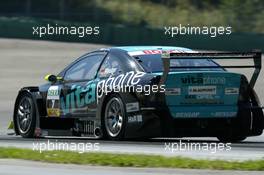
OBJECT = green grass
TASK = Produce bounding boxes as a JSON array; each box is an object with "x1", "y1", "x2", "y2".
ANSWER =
[{"x1": 0, "y1": 147, "x2": 264, "y2": 170}]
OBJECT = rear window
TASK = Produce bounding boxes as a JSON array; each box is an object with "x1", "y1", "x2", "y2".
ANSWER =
[{"x1": 134, "y1": 54, "x2": 223, "y2": 73}]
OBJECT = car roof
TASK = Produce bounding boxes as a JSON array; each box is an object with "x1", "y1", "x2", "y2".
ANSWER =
[
  {"x1": 105, "y1": 46, "x2": 193, "y2": 56},
  {"x1": 113, "y1": 46, "x2": 191, "y2": 51}
]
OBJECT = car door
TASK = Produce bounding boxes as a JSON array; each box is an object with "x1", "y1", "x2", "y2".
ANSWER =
[{"x1": 60, "y1": 51, "x2": 107, "y2": 118}]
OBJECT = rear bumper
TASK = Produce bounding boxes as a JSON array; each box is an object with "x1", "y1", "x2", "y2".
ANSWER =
[{"x1": 125, "y1": 105, "x2": 264, "y2": 138}]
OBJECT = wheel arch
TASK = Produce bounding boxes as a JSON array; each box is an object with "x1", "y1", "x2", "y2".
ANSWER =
[
  {"x1": 98, "y1": 92, "x2": 138, "y2": 119},
  {"x1": 97, "y1": 91, "x2": 140, "y2": 139},
  {"x1": 13, "y1": 87, "x2": 44, "y2": 135}
]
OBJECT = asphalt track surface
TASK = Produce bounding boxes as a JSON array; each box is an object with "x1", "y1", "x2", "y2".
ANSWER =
[{"x1": 0, "y1": 38, "x2": 263, "y2": 164}]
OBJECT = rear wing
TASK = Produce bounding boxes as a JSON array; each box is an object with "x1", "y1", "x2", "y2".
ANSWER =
[{"x1": 160, "y1": 50, "x2": 262, "y2": 88}]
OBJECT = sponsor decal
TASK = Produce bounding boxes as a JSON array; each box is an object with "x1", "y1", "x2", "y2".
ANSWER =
[
  {"x1": 47, "y1": 86, "x2": 61, "y2": 117},
  {"x1": 203, "y1": 77, "x2": 226, "y2": 85},
  {"x1": 97, "y1": 71, "x2": 145, "y2": 101},
  {"x1": 47, "y1": 108, "x2": 60, "y2": 117},
  {"x1": 100, "y1": 67, "x2": 117, "y2": 77},
  {"x1": 211, "y1": 112, "x2": 237, "y2": 117},
  {"x1": 174, "y1": 112, "x2": 200, "y2": 118},
  {"x1": 180, "y1": 99, "x2": 223, "y2": 105},
  {"x1": 60, "y1": 82, "x2": 96, "y2": 115},
  {"x1": 225, "y1": 87, "x2": 239, "y2": 95},
  {"x1": 143, "y1": 50, "x2": 163, "y2": 54},
  {"x1": 128, "y1": 49, "x2": 189, "y2": 56},
  {"x1": 181, "y1": 75, "x2": 203, "y2": 84},
  {"x1": 97, "y1": 71, "x2": 165, "y2": 102},
  {"x1": 128, "y1": 114, "x2": 143, "y2": 123},
  {"x1": 127, "y1": 51, "x2": 145, "y2": 56},
  {"x1": 126, "y1": 102, "x2": 140, "y2": 113},
  {"x1": 188, "y1": 86, "x2": 216, "y2": 95},
  {"x1": 58, "y1": 71, "x2": 165, "y2": 115},
  {"x1": 165, "y1": 88, "x2": 181, "y2": 95},
  {"x1": 196, "y1": 94, "x2": 214, "y2": 99},
  {"x1": 181, "y1": 75, "x2": 226, "y2": 85},
  {"x1": 47, "y1": 86, "x2": 60, "y2": 99}
]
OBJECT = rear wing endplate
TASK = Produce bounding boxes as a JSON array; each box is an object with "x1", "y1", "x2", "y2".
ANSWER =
[{"x1": 160, "y1": 50, "x2": 262, "y2": 88}]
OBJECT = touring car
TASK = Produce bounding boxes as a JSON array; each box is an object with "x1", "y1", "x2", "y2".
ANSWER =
[{"x1": 12, "y1": 46, "x2": 264, "y2": 142}]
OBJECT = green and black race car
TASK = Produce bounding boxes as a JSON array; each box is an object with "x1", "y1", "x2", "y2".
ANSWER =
[{"x1": 13, "y1": 46, "x2": 264, "y2": 142}]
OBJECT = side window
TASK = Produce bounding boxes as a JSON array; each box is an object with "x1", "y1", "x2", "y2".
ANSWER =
[
  {"x1": 98, "y1": 53, "x2": 124, "y2": 78},
  {"x1": 64, "y1": 53, "x2": 105, "y2": 81}
]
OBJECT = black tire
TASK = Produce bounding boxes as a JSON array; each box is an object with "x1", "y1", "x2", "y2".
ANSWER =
[
  {"x1": 14, "y1": 93, "x2": 36, "y2": 138},
  {"x1": 102, "y1": 94, "x2": 127, "y2": 140},
  {"x1": 217, "y1": 135, "x2": 247, "y2": 143}
]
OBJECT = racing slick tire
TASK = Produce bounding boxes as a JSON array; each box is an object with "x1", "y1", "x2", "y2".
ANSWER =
[
  {"x1": 217, "y1": 135, "x2": 247, "y2": 143},
  {"x1": 102, "y1": 94, "x2": 127, "y2": 140},
  {"x1": 14, "y1": 93, "x2": 36, "y2": 138}
]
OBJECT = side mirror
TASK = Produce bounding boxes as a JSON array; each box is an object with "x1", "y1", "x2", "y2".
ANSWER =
[{"x1": 44, "y1": 74, "x2": 63, "y2": 83}]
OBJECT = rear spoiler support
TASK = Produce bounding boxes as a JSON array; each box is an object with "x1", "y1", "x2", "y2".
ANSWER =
[{"x1": 160, "y1": 50, "x2": 262, "y2": 88}]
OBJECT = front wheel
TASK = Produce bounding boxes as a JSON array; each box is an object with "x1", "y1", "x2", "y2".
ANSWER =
[
  {"x1": 14, "y1": 93, "x2": 36, "y2": 138},
  {"x1": 103, "y1": 95, "x2": 127, "y2": 140}
]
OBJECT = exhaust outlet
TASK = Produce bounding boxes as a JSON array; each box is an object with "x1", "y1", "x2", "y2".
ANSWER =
[{"x1": 94, "y1": 127, "x2": 102, "y2": 137}]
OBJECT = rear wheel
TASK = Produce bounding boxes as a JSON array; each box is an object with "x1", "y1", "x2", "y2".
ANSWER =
[
  {"x1": 14, "y1": 93, "x2": 36, "y2": 138},
  {"x1": 103, "y1": 95, "x2": 126, "y2": 140}
]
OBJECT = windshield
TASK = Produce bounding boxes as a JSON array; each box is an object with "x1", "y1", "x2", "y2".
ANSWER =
[{"x1": 134, "y1": 54, "x2": 223, "y2": 73}]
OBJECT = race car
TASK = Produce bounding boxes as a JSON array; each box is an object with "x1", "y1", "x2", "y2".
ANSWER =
[{"x1": 12, "y1": 46, "x2": 264, "y2": 142}]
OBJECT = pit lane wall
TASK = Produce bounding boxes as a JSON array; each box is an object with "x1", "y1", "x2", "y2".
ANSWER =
[{"x1": 0, "y1": 17, "x2": 263, "y2": 51}]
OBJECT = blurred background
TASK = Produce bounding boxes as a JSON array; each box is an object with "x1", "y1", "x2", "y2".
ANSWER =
[{"x1": 0, "y1": 0, "x2": 263, "y2": 50}]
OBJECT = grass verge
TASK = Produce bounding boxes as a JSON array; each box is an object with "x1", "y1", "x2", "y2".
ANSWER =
[{"x1": 0, "y1": 147, "x2": 263, "y2": 171}]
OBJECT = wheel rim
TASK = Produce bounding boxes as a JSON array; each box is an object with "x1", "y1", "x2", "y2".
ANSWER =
[
  {"x1": 16, "y1": 97, "x2": 32, "y2": 134},
  {"x1": 105, "y1": 97, "x2": 124, "y2": 137}
]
